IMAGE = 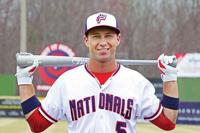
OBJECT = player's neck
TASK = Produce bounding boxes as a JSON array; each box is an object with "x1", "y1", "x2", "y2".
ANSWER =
[{"x1": 87, "y1": 59, "x2": 118, "y2": 73}]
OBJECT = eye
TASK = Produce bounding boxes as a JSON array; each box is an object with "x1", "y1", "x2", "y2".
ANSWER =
[
  {"x1": 91, "y1": 35, "x2": 100, "y2": 39},
  {"x1": 106, "y1": 34, "x2": 114, "y2": 38}
]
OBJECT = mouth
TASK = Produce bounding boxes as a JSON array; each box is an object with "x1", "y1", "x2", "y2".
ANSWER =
[
  {"x1": 97, "y1": 48, "x2": 110, "y2": 51},
  {"x1": 97, "y1": 48, "x2": 110, "y2": 55}
]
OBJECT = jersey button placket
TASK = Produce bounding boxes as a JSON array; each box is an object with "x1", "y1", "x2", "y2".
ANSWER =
[{"x1": 100, "y1": 77, "x2": 113, "y2": 90}]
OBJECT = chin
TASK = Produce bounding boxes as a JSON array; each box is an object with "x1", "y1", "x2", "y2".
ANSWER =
[{"x1": 98, "y1": 57, "x2": 113, "y2": 63}]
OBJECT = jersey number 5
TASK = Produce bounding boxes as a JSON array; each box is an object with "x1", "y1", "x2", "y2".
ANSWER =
[{"x1": 116, "y1": 121, "x2": 127, "y2": 133}]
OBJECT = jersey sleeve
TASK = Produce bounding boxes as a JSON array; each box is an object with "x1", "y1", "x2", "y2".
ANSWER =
[
  {"x1": 39, "y1": 74, "x2": 67, "y2": 122},
  {"x1": 137, "y1": 78, "x2": 163, "y2": 121}
]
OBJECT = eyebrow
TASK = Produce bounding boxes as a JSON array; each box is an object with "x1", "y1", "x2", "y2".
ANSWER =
[{"x1": 90, "y1": 32, "x2": 115, "y2": 35}]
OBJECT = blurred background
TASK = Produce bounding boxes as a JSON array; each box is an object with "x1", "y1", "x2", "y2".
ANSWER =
[
  {"x1": 0, "y1": 0, "x2": 200, "y2": 132},
  {"x1": 1, "y1": 0, "x2": 200, "y2": 75}
]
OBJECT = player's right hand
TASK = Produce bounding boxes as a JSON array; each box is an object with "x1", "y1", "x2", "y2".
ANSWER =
[
  {"x1": 157, "y1": 54, "x2": 178, "y2": 82},
  {"x1": 15, "y1": 53, "x2": 39, "y2": 85}
]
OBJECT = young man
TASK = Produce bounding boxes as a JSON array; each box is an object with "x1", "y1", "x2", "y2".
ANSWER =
[{"x1": 16, "y1": 12, "x2": 179, "y2": 133}]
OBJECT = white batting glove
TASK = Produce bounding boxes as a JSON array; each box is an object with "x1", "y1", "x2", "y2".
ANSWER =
[
  {"x1": 157, "y1": 54, "x2": 178, "y2": 82},
  {"x1": 15, "y1": 53, "x2": 39, "y2": 85}
]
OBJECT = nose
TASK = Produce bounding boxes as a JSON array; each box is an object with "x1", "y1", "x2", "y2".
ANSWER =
[{"x1": 99, "y1": 38, "x2": 107, "y2": 46}]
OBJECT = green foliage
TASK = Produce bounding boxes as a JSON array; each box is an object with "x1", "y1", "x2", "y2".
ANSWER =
[
  {"x1": 178, "y1": 78, "x2": 200, "y2": 102},
  {"x1": 0, "y1": 75, "x2": 16, "y2": 96}
]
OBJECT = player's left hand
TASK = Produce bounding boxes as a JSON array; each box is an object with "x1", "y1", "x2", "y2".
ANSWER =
[
  {"x1": 15, "y1": 52, "x2": 39, "y2": 85},
  {"x1": 157, "y1": 54, "x2": 178, "y2": 82}
]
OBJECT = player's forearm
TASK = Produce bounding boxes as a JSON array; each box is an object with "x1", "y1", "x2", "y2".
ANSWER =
[
  {"x1": 19, "y1": 84, "x2": 36, "y2": 102},
  {"x1": 162, "y1": 81, "x2": 179, "y2": 123},
  {"x1": 163, "y1": 81, "x2": 178, "y2": 98},
  {"x1": 18, "y1": 84, "x2": 37, "y2": 118},
  {"x1": 163, "y1": 108, "x2": 178, "y2": 123}
]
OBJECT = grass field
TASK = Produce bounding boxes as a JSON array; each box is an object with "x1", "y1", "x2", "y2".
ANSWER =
[{"x1": 0, "y1": 118, "x2": 200, "y2": 133}]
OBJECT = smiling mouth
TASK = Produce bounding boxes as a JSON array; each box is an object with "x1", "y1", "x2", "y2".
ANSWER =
[
  {"x1": 97, "y1": 48, "x2": 110, "y2": 56},
  {"x1": 97, "y1": 48, "x2": 109, "y2": 51}
]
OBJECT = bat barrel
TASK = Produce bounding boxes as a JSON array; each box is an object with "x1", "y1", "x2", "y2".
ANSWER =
[
  {"x1": 16, "y1": 54, "x2": 88, "y2": 67},
  {"x1": 117, "y1": 59, "x2": 157, "y2": 65},
  {"x1": 16, "y1": 54, "x2": 157, "y2": 67}
]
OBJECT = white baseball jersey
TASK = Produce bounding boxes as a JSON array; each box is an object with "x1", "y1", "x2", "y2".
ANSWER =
[{"x1": 39, "y1": 64, "x2": 162, "y2": 133}]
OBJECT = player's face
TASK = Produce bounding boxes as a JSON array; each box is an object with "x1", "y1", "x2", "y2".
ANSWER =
[{"x1": 84, "y1": 27, "x2": 120, "y2": 63}]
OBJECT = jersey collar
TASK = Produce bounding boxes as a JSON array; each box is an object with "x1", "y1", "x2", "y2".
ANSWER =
[{"x1": 84, "y1": 63, "x2": 120, "y2": 78}]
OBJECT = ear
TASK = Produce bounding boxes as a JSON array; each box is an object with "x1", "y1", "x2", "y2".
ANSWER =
[
  {"x1": 116, "y1": 34, "x2": 121, "y2": 46},
  {"x1": 83, "y1": 35, "x2": 89, "y2": 47}
]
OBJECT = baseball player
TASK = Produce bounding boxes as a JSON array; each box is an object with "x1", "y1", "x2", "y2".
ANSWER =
[{"x1": 16, "y1": 12, "x2": 179, "y2": 133}]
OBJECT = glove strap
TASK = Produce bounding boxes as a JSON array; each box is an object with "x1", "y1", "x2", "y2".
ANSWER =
[
  {"x1": 161, "y1": 74, "x2": 177, "y2": 82},
  {"x1": 17, "y1": 76, "x2": 33, "y2": 85}
]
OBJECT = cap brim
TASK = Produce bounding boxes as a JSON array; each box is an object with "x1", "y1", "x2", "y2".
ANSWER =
[{"x1": 85, "y1": 25, "x2": 120, "y2": 35}]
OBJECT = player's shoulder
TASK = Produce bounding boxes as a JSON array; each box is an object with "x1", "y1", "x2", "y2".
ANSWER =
[
  {"x1": 120, "y1": 65, "x2": 154, "y2": 89},
  {"x1": 120, "y1": 65, "x2": 145, "y2": 79},
  {"x1": 61, "y1": 65, "x2": 85, "y2": 75}
]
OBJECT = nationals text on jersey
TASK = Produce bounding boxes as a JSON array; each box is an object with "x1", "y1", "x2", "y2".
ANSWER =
[{"x1": 69, "y1": 92, "x2": 134, "y2": 121}]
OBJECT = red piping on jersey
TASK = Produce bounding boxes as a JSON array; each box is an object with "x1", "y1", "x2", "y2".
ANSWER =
[
  {"x1": 39, "y1": 106, "x2": 58, "y2": 123},
  {"x1": 27, "y1": 107, "x2": 52, "y2": 132},
  {"x1": 144, "y1": 103, "x2": 162, "y2": 120}
]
